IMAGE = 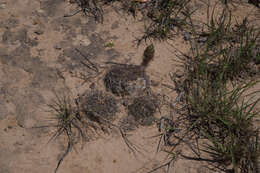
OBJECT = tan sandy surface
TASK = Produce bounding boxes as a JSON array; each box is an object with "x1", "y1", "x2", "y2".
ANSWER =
[{"x1": 0, "y1": 0, "x2": 259, "y2": 173}]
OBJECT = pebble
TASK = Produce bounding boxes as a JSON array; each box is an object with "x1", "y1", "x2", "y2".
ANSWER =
[
  {"x1": 54, "y1": 44, "x2": 62, "y2": 50},
  {"x1": 122, "y1": 99, "x2": 129, "y2": 107},
  {"x1": 0, "y1": 2, "x2": 6, "y2": 9},
  {"x1": 34, "y1": 29, "x2": 44, "y2": 35},
  {"x1": 89, "y1": 83, "x2": 95, "y2": 89},
  {"x1": 182, "y1": 31, "x2": 191, "y2": 41},
  {"x1": 151, "y1": 80, "x2": 159, "y2": 87},
  {"x1": 73, "y1": 35, "x2": 91, "y2": 47},
  {"x1": 174, "y1": 70, "x2": 184, "y2": 78},
  {"x1": 198, "y1": 36, "x2": 207, "y2": 43}
]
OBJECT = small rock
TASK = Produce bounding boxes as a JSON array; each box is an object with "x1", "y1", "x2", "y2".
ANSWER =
[
  {"x1": 182, "y1": 32, "x2": 191, "y2": 41},
  {"x1": 36, "y1": 9, "x2": 45, "y2": 14},
  {"x1": 249, "y1": 62, "x2": 259, "y2": 74},
  {"x1": 248, "y1": 0, "x2": 259, "y2": 7},
  {"x1": 0, "y1": 104, "x2": 8, "y2": 120},
  {"x1": 122, "y1": 99, "x2": 129, "y2": 106},
  {"x1": 3, "y1": 18, "x2": 19, "y2": 28},
  {"x1": 0, "y1": 3, "x2": 6, "y2": 9},
  {"x1": 14, "y1": 141, "x2": 23, "y2": 146},
  {"x1": 151, "y1": 80, "x2": 159, "y2": 87},
  {"x1": 54, "y1": 44, "x2": 62, "y2": 50},
  {"x1": 111, "y1": 21, "x2": 119, "y2": 29},
  {"x1": 73, "y1": 35, "x2": 91, "y2": 47},
  {"x1": 34, "y1": 29, "x2": 44, "y2": 35},
  {"x1": 89, "y1": 83, "x2": 95, "y2": 89},
  {"x1": 198, "y1": 36, "x2": 207, "y2": 43},
  {"x1": 175, "y1": 70, "x2": 184, "y2": 78}
]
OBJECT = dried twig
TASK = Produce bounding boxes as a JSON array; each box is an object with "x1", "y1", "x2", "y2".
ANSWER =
[{"x1": 75, "y1": 48, "x2": 99, "y2": 72}]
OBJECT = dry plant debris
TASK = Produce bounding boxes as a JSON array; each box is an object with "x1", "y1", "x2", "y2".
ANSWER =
[
  {"x1": 127, "y1": 93, "x2": 159, "y2": 126},
  {"x1": 46, "y1": 92, "x2": 88, "y2": 173},
  {"x1": 79, "y1": 90, "x2": 118, "y2": 123}
]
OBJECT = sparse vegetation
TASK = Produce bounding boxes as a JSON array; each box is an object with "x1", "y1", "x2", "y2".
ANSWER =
[
  {"x1": 181, "y1": 75, "x2": 260, "y2": 172},
  {"x1": 46, "y1": 90, "x2": 139, "y2": 172},
  {"x1": 158, "y1": 5, "x2": 260, "y2": 173},
  {"x1": 45, "y1": 90, "x2": 118, "y2": 173},
  {"x1": 69, "y1": 0, "x2": 193, "y2": 42},
  {"x1": 104, "y1": 41, "x2": 115, "y2": 48},
  {"x1": 2, "y1": 0, "x2": 260, "y2": 172},
  {"x1": 65, "y1": 0, "x2": 104, "y2": 22},
  {"x1": 46, "y1": 92, "x2": 87, "y2": 173},
  {"x1": 140, "y1": 0, "x2": 193, "y2": 41},
  {"x1": 51, "y1": 0, "x2": 260, "y2": 172},
  {"x1": 191, "y1": 8, "x2": 260, "y2": 81}
]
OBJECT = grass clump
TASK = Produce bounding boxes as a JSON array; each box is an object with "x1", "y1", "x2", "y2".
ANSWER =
[
  {"x1": 46, "y1": 89, "x2": 144, "y2": 172},
  {"x1": 190, "y1": 7, "x2": 260, "y2": 82},
  {"x1": 46, "y1": 90, "x2": 119, "y2": 172},
  {"x1": 168, "y1": 16, "x2": 260, "y2": 173},
  {"x1": 47, "y1": 92, "x2": 87, "y2": 173},
  {"x1": 138, "y1": 0, "x2": 194, "y2": 41},
  {"x1": 182, "y1": 72, "x2": 260, "y2": 172},
  {"x1": 159, "y1": 6, "x2": 260, "y2": 172},
  {"x1": 220, "y1": 18, "x2": 260, "y2": 79},
  {"x1": 169, "y1": 38, "x2": 260, "y2": 172},
  {"x1": 66, "y1": 0, "x2": 104, "y2": 22}
]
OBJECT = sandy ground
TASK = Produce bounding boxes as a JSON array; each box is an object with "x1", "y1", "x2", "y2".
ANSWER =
[{"x1": 0, "y1": 0, "x2": 259, "y2": 173}]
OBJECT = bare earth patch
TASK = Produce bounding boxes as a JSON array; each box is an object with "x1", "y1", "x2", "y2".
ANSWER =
[{"x1": 0, "y1": 0, "x2": 259, "y2": 173}]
